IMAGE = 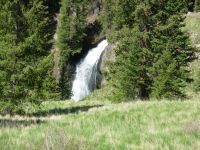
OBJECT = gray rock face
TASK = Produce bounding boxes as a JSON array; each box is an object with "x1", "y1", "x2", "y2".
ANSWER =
[
  {"x1": 87, "y1": 0, "x2": 103, "y2": 24},
  {"x1": 97, "y1": 44, "x2": 116, "y2": 87}
]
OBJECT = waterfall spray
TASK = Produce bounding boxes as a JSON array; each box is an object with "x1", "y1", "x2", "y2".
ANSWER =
[{"x1": 71, "y1": 40, "x2": 108, "y2": 101}]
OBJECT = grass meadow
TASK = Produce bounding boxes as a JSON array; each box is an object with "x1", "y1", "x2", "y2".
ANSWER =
[{"x1": 0, "y1": 100, "x2": 200, "y2": 150}]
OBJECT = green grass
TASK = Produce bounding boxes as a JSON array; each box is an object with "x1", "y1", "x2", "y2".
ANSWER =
[
  {"x1": 185, "y1": 12, "x2": 200, "y2": 58},
  {"x1": 184, "y1": 12, "x2": 200, "y2": 97},
  {"x1": 185, "y1": 12, "x2": 200, "y2": 46},
  {"x1": 0, "y1": 99, "x2": 200, "y2": 150}
]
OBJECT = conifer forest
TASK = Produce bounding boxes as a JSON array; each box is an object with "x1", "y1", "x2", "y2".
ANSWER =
[{"x1": 0, "y1": 0, "x2": 200, "y2": 149}]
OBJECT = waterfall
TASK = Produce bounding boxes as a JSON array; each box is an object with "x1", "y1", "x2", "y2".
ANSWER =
[{"x1": 71, "y1": 40, "x2": 108, "y2": 101}]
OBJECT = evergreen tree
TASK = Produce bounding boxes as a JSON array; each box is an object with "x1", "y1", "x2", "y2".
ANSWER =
[
  {"x1": 0, "y1": 0, "x2": 56, "y2": 113},
  {"x1": 101, "y1": 0, "x2": 137, "y2": 32},
  {"x1": 100, "y1": 0, "x2": 114, "y2": 32},
  {"x1": 108, "y1": 0, "x2": 196, "y2": 100},
  {"x1": 150, "y1": 0, "x2": 196, "y2": 98},
  {"x1": 56, "y1": 0, "x2": 88, "y2": 99},
  {"x1": 110, "y1": 27, "x2": 152, "y2": 100},
  {"x1": 195, "y1": 0, "x2": 200, "y2": 12}
]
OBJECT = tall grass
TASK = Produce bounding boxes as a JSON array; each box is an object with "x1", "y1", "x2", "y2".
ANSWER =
[{"x1": 0, "y1": 100, "x2": 199, "y2": 150}]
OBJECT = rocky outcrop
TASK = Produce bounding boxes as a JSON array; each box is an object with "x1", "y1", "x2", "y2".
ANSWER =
[
  {"x1": 97, "y1": 44, "x2": 116, "y2": 87},
  {"x1": 84, "y1": 0, "x2": 104, "y2": 49},
  {"x1": 87, "y1": 0, "x2": 102, "y2": 24},
  {"x1": 53, "y1": 0, "x2": 106, "y2": 86},
  {"x1": 52, "y1": 0, "x2": 104, "y2": 83}
]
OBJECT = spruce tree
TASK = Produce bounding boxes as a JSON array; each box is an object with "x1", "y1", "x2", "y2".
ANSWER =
[
  {"x1": 195, "y1": 0, "x2": 200, "y2": 12},
  {"x1": 0, "y1": 0, "x2": 56, "y2": 113},
  {"x1": 56, "y1": 0, "x2": 88, "y2": 99},
  {"x1": 100, "y1": 0, "x2": 114, "y2": 32},
  {"x1": 108, "y1": 0, "x2": 196, "y2": 100},
  {"x1": 150, "y1": 0, "x2": 196, "y2": 98},
  {"x1": 110, "y1": 27, "x2": 152, "y2": 100}
]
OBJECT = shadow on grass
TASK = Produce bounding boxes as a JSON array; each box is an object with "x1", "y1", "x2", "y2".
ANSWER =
[
  {"x1": 28, "y1": 104, "x2": 104, "y2": 117},
  {"x1": 0, "y1": 118, "x2": 46, "y2": 128}
]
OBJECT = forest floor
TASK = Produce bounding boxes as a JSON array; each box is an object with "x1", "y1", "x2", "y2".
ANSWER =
[{"x1": 0, "y1": 99, "x2": 200, "y2": 150}]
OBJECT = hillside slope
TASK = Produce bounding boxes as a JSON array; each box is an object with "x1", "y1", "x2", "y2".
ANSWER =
[
  {"x1": 185, "y1": 12, "x2": 200, "y2": 98},
  {"x1": 185, "y1": 12, "x2": 200, "y2": 47},
  {"x1": 0, "y1": 100, "x2": 200, "y2": 150}
]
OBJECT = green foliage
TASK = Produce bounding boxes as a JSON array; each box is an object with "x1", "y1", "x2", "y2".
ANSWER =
[
  {"x1": 151, "y1": 51, "x2": 185, "y2": 98},
  {"x1": 194, "y1": 70, "x2": 200, "y2": 91},
  {"x1": 195, "y1": 0, "x2": 200, "y2": 12},
  {"x1": 0, "y1": 0, "x2": 198, "y2": 111},
  {"x1": 184, "y1": 13, "x2": 200, "y2": 95},
  {"x1": 0, "y1": 100, "x2": 200, "y2": 149},
  {"x1": 0, "y1": 0, "x2": 56, "y2": 113},
  {"x1": 100, "y1": 0, "x2": 114, "y2": 32},
  {"x1": 105, "y1": 0, "x2": 196, "y2": 100},
  {"x1": 57, "y1": 0, "x2": 88, "y2": 62},
  {"x1": 150, "y1": 1, "x2": 196, "y2": 98},
  {"x1": 100, "y1": 0, "x2": 137, "y2": 34},
  {"x1": 56, "y1": 0, "x2": 88, "y2": 99},
  {"x1": 109, "y1": 28, "x2": 151, "y2": 100}
]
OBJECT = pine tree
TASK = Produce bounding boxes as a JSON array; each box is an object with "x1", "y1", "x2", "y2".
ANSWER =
[
  {"x1": 110, "y1": 27, "x2": 152, "y2": 100},
  {"x1": 0, "y1": 0, "x2": 28, "y2": 110},
  {"x1": 56, "y1": 0, "x2": 88, "y2": 99},
  {"x1": 100, "y1": 0, "x2": 114, "y2": 32},
  {"x1": 150, "y1": 0, "x2": 196, "y2": 98},
  {"x1": 0, "y1": 0, "x2": 56, "y2": 113},
  {"x1": 110, "y1": 1, "x2": 154, "y2": 99},
  {"x1": 195, "y1": 0, "x2": 200, "y2": 12},
  {"x1": 108, "y1": 0, "x2": 196, "y2": 100}
]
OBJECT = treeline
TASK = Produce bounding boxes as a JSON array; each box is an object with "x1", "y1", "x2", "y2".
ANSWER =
[
  {"x1": 0, "y1": 0, "x2": 199, "y2": 113},
  {"x1": 0, "y1": 0, "x2": 97, "y2": 113},
  {"x1": 56, "y1": 0, "x2": 89, "y2": 99},
  {"x1": 0, "y1": 0, "x2": 57, "y2": 113},
  {"x1": 0, "y1": 0, "x2": 95, "y2": 113},
  {"x1": 56, "y1": 0, "x2": 199, "y2": 101},
  {"x1": 100, "y1": 0, "x2": 197, "y2": 100}
]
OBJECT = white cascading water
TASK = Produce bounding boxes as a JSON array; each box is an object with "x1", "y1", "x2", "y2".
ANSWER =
[{"x1": 71, "y1": 40, "x2": 108, "y2": 101}]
